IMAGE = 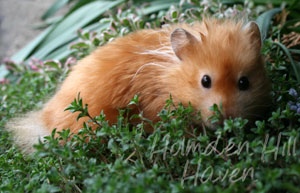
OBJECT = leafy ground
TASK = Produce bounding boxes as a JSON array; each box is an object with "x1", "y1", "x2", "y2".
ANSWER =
[{"x1": 1, "y1": 0, "x2": 300, "y2": 192}]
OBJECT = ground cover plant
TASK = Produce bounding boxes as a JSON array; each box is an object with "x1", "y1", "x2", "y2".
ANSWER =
[{"x1": 1, "y1": 0, "x2": 300, "y2": 192}]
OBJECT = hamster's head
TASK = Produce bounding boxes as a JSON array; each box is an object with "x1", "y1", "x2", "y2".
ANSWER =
[{"x1": 169, "y1": 19, "x2": 271, "y2": 128}]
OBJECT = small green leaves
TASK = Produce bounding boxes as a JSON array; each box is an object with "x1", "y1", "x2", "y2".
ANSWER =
[
  {"x1": 65, "y1": 93, "x2": 89, "y2": 121},
  {"x1": 208, "y1": 103, "x2": 223, "y2": 125},
  {"x1": 128, "y1": 94, "x2": 139, "y2": 106}
]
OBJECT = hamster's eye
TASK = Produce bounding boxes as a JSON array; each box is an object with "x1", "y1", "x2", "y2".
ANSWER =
[
  {"x1": 201, "y1": 75, "x2": 211, "y2": 88},
  {"x1": 238, "y1": 76, "x2": 249, "y2": 91}
]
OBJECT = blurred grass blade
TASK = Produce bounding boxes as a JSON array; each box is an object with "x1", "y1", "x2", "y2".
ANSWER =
[
  {"x1": 42, "y1": 0, "x2": 70, "y2": 20},
  {"x1": 68, "y1": 0, "x2": 97, "y2": 15},
  {"x1": 256, "y1": 8, "x2": 282, "y2": 42},
  {"x1": 10, "y1": 25, "x2": 55, "y2": 63},
  {"x1": 33, "y1": 16, "x2": 63, "y2": 29},
  {"x1": 24, "y1": 0, "x2": 122, "y2": 61},
  {"x1": 220, "y1": 0, "x2": 244, "y2": 5},
  {"x1": 273, "y1": 41, "x2": 300, "y2": 82},
  {"x1": 289, "y1": 49, "x2": 300, "y2": 54},
  {"x1": 33, "y1": 32, "x2": 77, "y2": 60},
  {"x1": 45, "y1": 44, "x2": 73, "y2": 61},
  {"x1": 43, "y1": 0, "x2": 122, "y2": 44},
  {"x1": 139, "y1": 0, "x2": 179, "y2": 15},
  {"x1": 46, "y1": 23, "x2": 109, "y2": 60}
]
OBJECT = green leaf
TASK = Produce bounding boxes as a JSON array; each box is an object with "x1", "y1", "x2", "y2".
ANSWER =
[
  {"x1": 138, "y1": 0, "x2": 179, "y2": 15},
  {"x1": 220, "y1": 0, "x2": 244, "y2": 5},
  {"x1": 44, "y1": 44, "x2": 73, "y2": 61},
  {"x1": 272, "y1": 41, "x2": 300, "y2": 83},
  {"x1": 33, "y1": 16, "x2": 63, "y2": 30},
  {"x1": 251, "y1": 0, "x2": 295, "y2": 5},
  {"x1": 33, "y1": 0, "x2": 123, "y2": 60},
  {"x1": 45, "y1": 23, "x2": 109, "y2": 60},
  {"x1": 11, "y1": 1, "x2": 122, "y2": 63},
  {"x1": 67, "y1": 0, "x2": 98, "y2": 15},
  {"x1": 10, "y1": 25, "x2": 55, "y2": 63},
  {"x1": 41, "y1": 0, "x2": 70, "y2": 20},
  {"x1": 289, "y1": 49, "x2": 300, "y2": 54},
  {"x1": 256, "y1": 8, "x2": 282, "y2": 41}
]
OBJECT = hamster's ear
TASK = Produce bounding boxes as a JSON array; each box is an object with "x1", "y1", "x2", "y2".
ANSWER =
[
  {"x1": 243, "y1": 21, "x2": 262, "y2": 51},
  {"x1": 171, "y1": 28, "x2": 198, "y2": 60}
]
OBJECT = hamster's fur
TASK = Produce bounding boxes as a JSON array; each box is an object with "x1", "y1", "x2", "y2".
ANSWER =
[{"x1": 6, "y1": 19, "x2": 271, "y2": 153}]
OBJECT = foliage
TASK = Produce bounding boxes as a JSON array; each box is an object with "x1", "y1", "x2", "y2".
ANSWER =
[{"x1": 1, "y1": 0, "x2": 300, "y2": 192}]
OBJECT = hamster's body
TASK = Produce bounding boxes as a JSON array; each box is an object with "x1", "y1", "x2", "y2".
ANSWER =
[{"x1": 6, "y1": 19, "x2": 271, "y2": 153}]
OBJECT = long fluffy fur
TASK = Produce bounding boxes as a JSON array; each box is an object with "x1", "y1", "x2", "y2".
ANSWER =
[
  {"x1": 6, "y1": 112, "x2": 49, "y2": 153},
  {"x1": 6, "y1": 18, "x2": 271, "y2": 152}
]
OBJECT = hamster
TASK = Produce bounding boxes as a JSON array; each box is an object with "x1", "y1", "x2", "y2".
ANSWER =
[{"x1": 6, "y1": 18, "x2": 271, "y2": 153}]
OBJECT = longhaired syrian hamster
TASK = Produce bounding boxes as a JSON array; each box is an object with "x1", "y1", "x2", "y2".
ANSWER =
[{"x1": 6, "y1": 18, "x2": 271, "y2": 153}]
